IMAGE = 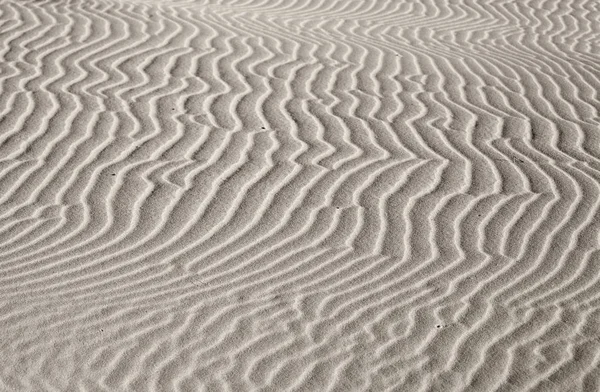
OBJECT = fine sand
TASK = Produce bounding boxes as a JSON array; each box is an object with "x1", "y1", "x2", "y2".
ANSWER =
[{"x1": 0, "y1": 0, "x2": 599, "y2": 390}]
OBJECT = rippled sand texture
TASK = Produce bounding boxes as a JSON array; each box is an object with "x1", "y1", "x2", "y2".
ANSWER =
[{"x1": 1, "y1": 0, "x2": 600, "y2": 390}]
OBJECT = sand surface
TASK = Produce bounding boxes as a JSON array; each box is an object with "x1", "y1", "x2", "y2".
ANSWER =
[{"x1": 0, "y1": 0, "x2": 599, "y2": 390}]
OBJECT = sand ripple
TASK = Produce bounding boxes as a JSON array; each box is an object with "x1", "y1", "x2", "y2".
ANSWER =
[{"x1": 0, "y1": 0, "x2": 599, "y2": 390}]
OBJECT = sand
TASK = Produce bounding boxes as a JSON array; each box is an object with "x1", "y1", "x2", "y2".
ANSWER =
[{"x1": 0, "y1": 0, "x2": 599, "y2": 390}]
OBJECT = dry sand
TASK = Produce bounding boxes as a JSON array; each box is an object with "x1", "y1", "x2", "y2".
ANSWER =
[{"x1": 0, "y1": 0, "x2": 599, "y2": 390}]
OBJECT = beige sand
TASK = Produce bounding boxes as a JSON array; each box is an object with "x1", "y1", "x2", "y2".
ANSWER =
[{"x1": 0, "y1": 0, "x2": 599, "y2": 390}]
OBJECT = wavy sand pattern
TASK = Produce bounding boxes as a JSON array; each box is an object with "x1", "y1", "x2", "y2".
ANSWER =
[{"x1": 0, "y1": 0, "x2": 599, "y2": 390}]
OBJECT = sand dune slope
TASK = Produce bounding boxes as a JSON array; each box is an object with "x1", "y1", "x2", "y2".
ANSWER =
[{"x1": 0, "y1": 0, "x2": 599, "y2": 390}]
